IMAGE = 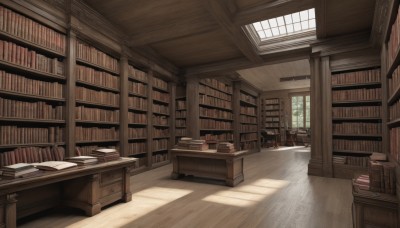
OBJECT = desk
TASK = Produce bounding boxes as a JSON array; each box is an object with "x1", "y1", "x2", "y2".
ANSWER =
[
  {"x1": 170, "y1": 149, "x2": 248, "y2": 187},
  {"x1": 0, "y1": 158, "x2": 136, "y2": 228}
]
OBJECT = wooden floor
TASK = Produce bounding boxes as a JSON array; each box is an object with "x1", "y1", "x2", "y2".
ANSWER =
[{"x1": 19, "y1": 146, "x2": 353, "y2": 228}]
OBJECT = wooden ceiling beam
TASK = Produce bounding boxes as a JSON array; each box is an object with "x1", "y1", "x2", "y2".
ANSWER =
[
  {"x1": 234, "y1": 0, "x2": 315, "y2": 26},
  {"x1": 205, "y1": 0, "x2": 263, "y2": 63},
  {"x1": 315, "y1": 0, "x2": 327, "y2": 38}
]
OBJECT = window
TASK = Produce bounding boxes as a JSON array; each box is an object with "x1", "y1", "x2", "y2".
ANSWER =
[
  {"x1": 291, "y1": 94, "x2": 310, "y2": 129},
  {"x1": 252, "y1": 8, "x2": 316, "y2": 40}
]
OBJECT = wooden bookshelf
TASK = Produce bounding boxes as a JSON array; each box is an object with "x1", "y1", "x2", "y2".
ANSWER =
[
  {"x1": 237, "y1": 87, "x2": 259, "y2": 152},
  {"x1": 175, "y1": 84, "x2": 187, "y2": 143},
  {"x1": 331, "y1": 67, "x2": 383, "y2": 178},
  {"x1": 262, "y1": 98, "x2": 281, "y2": 135}
]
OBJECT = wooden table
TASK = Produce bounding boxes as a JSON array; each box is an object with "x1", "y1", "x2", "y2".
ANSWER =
[
  {"x1": 0, "y1": 158, "x2": 137, "y2": 228},
  {"x1": 170, "y1": 149, "x2": 248, "y2": 187}
]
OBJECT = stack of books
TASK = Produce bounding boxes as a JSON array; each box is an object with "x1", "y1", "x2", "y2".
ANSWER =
[
  {"x1": 174, "y1": 138, "x2": 209, "y2": 151},
  {"x1": 353, "y1": 174, "x2": 370, "y2": 191},
  {"x1": 65, "y1": 156, "x2": 98, "y2": 166},
  {"x1": 369, "y1": 161, "x2": 396, "y2": 194},
  {"x1": 1, "y1": 163, "x2": 38, "y2": 177},
  {"x1": 36, "y1": 161, "x2": 78, "y2": 171},
  {"x1": 90, "y1": 148, "x2": 120, "y2": 162},
  {"x1": 217, "y1": 142, "x2": 235, "y2": 153}
]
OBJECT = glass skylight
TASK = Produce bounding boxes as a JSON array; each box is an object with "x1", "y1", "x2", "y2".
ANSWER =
[{"x1": 252, "y1": 8, "x2": 316, "y2": 40}]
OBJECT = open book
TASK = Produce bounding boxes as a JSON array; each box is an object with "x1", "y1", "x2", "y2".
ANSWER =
[{"x1": 36, "y1": 161, "x2": 77, "y2": 171}]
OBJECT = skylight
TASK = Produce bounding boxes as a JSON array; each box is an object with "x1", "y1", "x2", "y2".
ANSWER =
[{"x1": 252, "y1": 8, "x2": 316, "y2": 40}]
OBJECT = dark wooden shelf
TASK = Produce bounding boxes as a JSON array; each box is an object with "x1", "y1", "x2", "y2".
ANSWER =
[
  {"x1": 176, "y1": 96, "x2": 186, "y2": 100},
  {"x1": 128, "y1": 122, "x2": 147, "y2": 126},
  {"x1": 152, "y1": 149, "x2": 168, "y2": 153},
  {"x1": 264, "y1": 109, "x2": 280, "y2": 111},
  {"x1": 153, "y1": 136, "x2": 170, "y2": 139},
  {"x1": 199, "y1": 81, "x2": 232, "y2": 95},
  {"x1": 388, "y1": 118, "x2": 400, "y2": 128},
  {"x1": 240, "y1": 139, "x2": 258, "y2": 143},
  {"x1": 176, "y1": 108, "x2": 186, "y2": 111},
  {"x1": 331, "y1": 82, "x2": 381, "y2": 89},
  {"x1": 199, "y1": 115, "x2": 233, "y2": 121},
  {"x1": 76, "y1": 100, "x2": 119, "y2": 109},
  {"x1": 240, "y1": 113, "x2": 257, "y2": 117},
  {"x1": 76, "y1": 80, "x2": 119, "y2": 93},
  {"x1": 75, "y1": 120, "x2": 120, "y2": 125},
  {"x1": 128, "y1": 76, "x2": 148, "y2": 84},
  {"x1": 333, "y1": 150, "x2": 374, "y2": 155},
  {"x1": 175, "y1": 117, "x2": 186, "y2": 119},
  {"x1": 152, "y1": 98, "x2": 169, "y2": 105},
  {"x1": 0, "y1": 60, "x2": 66, "y2": 81},
  {"x1": 265, "y1": 121, "x2": 280, "y2": 123},
  {"x1": 240, "y1": 131, "x2": 258, "y2": 134},
  {"x1": 265, "y1": 127, "x2": 280, "y2": 129},
  {"x1": 387, "y1": 45, "x2": 400, "y2": 78},
  {"x1": 153, "y1": 124, "x2": 169, "y2": 128},
  {"x1": 332, "y1": 117, "x2": 382, "y2": 121},
  {"x1": 76, "y1": 58, "x2": 119, "y2": 75},
  {"x1": 128, "y1": 91, "x2": 147, "y2": 98},
  {"x1": 0, "y1": 117, "x2": 65, "y2": 124},
  {"x1": 152, "y1": 85, "x2": 168, "y2": 93},
  {"x1": 199, "y1": 103, "x2": 232, "y2": 111},
  {"x1": 240, "y1": 122, "x2": 258, "y2": 125},
  {"x1": 128, "y1": 152, "x2": 148, "y2": 156},
  {"x1": 199, "y1": 92, "x2": 232, "y2": 102},
  {"x1": 388, "y1": 82, "x2": 400, "y2": 105},
  {"x1": 75, "y1": 140, "x2": 119, "y2": 144},
  {"x1": 332, "y1": 133, "x2": 382, "y2": 138},
  {"x1": 264, "y1": 115, "x2": 280, "y2": 117},
  {"x1": 128, "y1": 138, "x2": 147, "y2": 141},
  {"x1": 175, "y1": 126, "x2": 186, "y2": 128},
  {"x1": 240, "y1": 100, "x2": 257, "y2": 107},
  {"x1": 200, "y1": 129, "x2": 233, "y2": 131},
  {"x1": 128, "y1": 107, "x2": 147, "y2": 112},
  {"x1": 0, "y1": 30, "x2": 66, "y2": 58},
  {"x1": 152, "y1": 112, "x2": 170, "y2": 116},
  {"x1": 0, "y1": 90, "x2": 66, "y2": 102},
  {"x1": 332, "y1": 100, "x2": 382, "y2": 106},
  {"x1": 0, "y1": 142, "x2": 65, "y2": 149}
]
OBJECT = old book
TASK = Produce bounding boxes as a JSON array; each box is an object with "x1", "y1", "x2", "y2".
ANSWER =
[
  {"x1": 65, "y1": 156, "x2": 98, "y2": 165},
  {"x1": 36, "y1": 161, "x2": 77, "y2": 171},
  {"x1": 370, "y1": 152, "x2": 387, "y2": 161}
]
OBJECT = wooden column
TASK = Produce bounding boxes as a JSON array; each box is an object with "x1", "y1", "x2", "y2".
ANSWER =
[
  {"x1": 147, "y1": 70, "x2": 154, "y2": 167},
  {"x1": 232, "y1": 81, "x2": 241, "y2": 150},
  {"x1": 257, "y1": 92, "x2": 262, "y2": 151},
  {"x1": 308, "y1": 54, "x2": 324, "y2": 176},
  {"x1": 321, "y1": 56, "x2": 333, "y2": 177},
  {"x1": 119, "y1": 53, "x2": 129, "y2": 157},
  {"x1": 169, "y1": 82, "x2": 177, "y2": 150},
  {"x1": 65, "y1": 30, "x2": 77, "y2": 157},
  {"x1": 186, "y1": 77, "x2": 200, "y2": 139}
]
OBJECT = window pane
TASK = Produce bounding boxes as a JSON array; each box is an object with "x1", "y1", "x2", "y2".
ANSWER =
[
  {"x1": 284, "y1": 15, "x2": 292, "y2": 24},
  {"x1": 257, "y1": 31, "x2": 266, "y2": 39},
  {"x1": 292, "y1": 12, "x2": 300, "y2": 22},
  {"x1": 300, "y1": 10, "x2": 309, "y2": 21},
  {"x1": 269, "y1": 18, "x2": 278, "y2": 27},
  {"x1": 309, "y1": 8, "x2": 315, "y2": 19},
  {"x1": 253, "y1": 22, "x2": 263, "y2": 31},
  {"x1": 277, "y1": 16, "x2": 285, "y2": 26},
  {"x1": 261, "y1": 20, "x2": 270, "y2": 29}
]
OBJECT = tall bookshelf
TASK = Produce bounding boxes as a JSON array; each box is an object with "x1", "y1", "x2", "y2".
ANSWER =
[
  {"x1": 263, "y1": 98, "x2": 281, "y2": 133},
  {"x1": 74, "y1": 39, "x2": 120, "y2": 156},
  {"x1": 0, "y1": 4, "x2": 67, "y2": 165},
  {"x1": 127, "y1": 65, "x2": 148, "y2": 170},
  {"x1": 238, "y1": 89, "x2": 259, "y2": 151},
  {"x1": 198, "y1": 78, "x2": 234, "y2": 149},
  {"x1": 151, "y1": 76, "x2": 171, "y2": 167},
  {"x1": 331, "y1": 68, "x2": 382, "y2": 179},
  {"x1": 175, "y1": 84, "x2": 187, "y2": 143}
]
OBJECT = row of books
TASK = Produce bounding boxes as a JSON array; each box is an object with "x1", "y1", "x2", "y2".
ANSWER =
[
  {"x1": 200, "y1": 119, "x2": 232, "y2": 130},
  {"x1": 388, "y1": 65, "x2": 400, "y2": 96},
  {"x1": 128, "y1": 142, "x2": 146, "y2": 155},
  {"x1": 240, "y1": 106, "x2": 256, "y2": 116},
  {"x1": 176, "y1": 119, "x2": 186, "y2": 127},
  {"x1": 176, "y1": 110, "x2": 186, "y2": 118},
  {"x1": 388, "y1": 6, "x2": 400, "y2": 66},
  {"x1": 389, "y1": 99, "x2": 400, "y2": 120},
  {"x1": 265, "y1": 123, "x2": 279, "y2": 128},
  {"x1": 199, "y1": 94, "x2": 232, "y2": 109},
  {"x1": 200, "y1": 107, "x2": 232, "y2": 119},
  {"x1": 0, "y1": 126, "x2": 64, "y2": 145},
  {"x1": 75, "y1": 105, "x2": 119, "y2": 122},
  {"x1": 152, "y1": 153, "x2": 168, "y2": 163},
  {"x1": 332, "y1": 155, "x2": 369, "y2": 167},
  {"x1": 76, "y1": 64, "x2": 119, "y2": 90},
  {"x1": 153, "y1": 128, "x2": 169, "y2": 138},
  {"x1": 128, "y1": 128, "x2": 146, "y2": 138},
  {"x1": 0, "y1": 40, "x2": 64, "y2": 75},
  {"x1": 332, "y1": 122, "x2": 382, "y2": 135},
  {"x1": 76, "y1": 40, "x2": 118, "y2": 73},
  {"x1": 152, "y1": 103, "x2": 169, "y2": 114},
  {"x1": 128, "y1": 112, "x2": 147, "y2": 124},
  {"x1": 76, "y1": 86, "x2": 119, "y2": 106},
  {"x1": 0, "y1": 146, "x2": 65, "y2": 167},
  {"x1": 332, "y1": 88, "x2": 381, "y2": 101},
  {"x1": 264, "y1": 99, "x2": 279, "y2": 105},
  {"x1": 152, "y1": 90, "x2": 170, "y2": 103},
  {"x1": 200, "y1": 78, "x2": 232, "y2": 94},
  {"x1": 128, "y1": 65, "x2": 147, "y2": 82},
  {"x1": 153, "y1": 115, "x2": 168, "y2": 125},
  {"x1": 0, "y1": 97, "x2": 64, "y2": 120},
  {"x1": 153, "y1": 139, "x2": 168, "y2": 151},
  {"x1": 75, "y1": 126, "x2": 118, "y2": 141},
  {"x1": 369, "y1": 160, "x2": 396, "y2": 194},
  {"x1": 332, "y1": 106, "x2": 381, "y2": 118},
  {"x1": 0, "y1": 6, "x2": 66, "y2": 54},
  {"x1": 176, "y1": 100, "x2": 186, "y2": 110},
  {"x1": 390, "y1": 127, "x2": 400, "y2": 162},
  {"x1": 265, "y1": 117, "x2": 279, "y2": 122},
  {"x1": 240, "y1": 125, "x2": 257, "y2": 132},
  {"x1": 128, "y1": 96, "x2": 147, "y2": 110},
  {"x1": 129, "y1": 80, "x2": 147, "y2": 95},
  {"x1": 0, "y1": 70, "x2": 64, "y2": 98},
  {"x1": 240, "y1": 92, "x2": 256, "y2": 104},
  {"x1": 200, "y1": 133, "x2": 233, "y2": 141},
  {"x1": 264, "y1": 105, "x2": 279, "y2": 110},
  {"x1": 152, "y1": 77, "x2": 168, "y2": 90},
  {"x1": 176, "y1": 128, "x2": 187, "y2": 136},
  {"x1": 75, "y1": 146, "x2": 117, "y2": 156},
  {"x1": 240, "y1": 133, "x2": 258, "y2": 141},
  {"x1": 240, "y1": 141, "x2": 257, "y2": 150},
  {"x1": 199, "y1": 84, "x2": 232, "y2": 101},
  {"x1": 265, "y1": 111, "x2": 279, "y2": 116},
  {"x1": 331, "y1": 69, "x2": 380, "y2": 85},
  {"x1": 240, "y1": 115, "x2": 257, "y2": 124},
  {"x1": 333, "y1": 139, "x2": 381, "y2": 152}
]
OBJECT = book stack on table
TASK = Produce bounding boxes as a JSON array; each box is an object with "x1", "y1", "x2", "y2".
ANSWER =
[
  {"x1": 65, "y1": 156, "x2": 98, "y2": 166},
  {"x1": 174, "y1": 137, "x2": 209, "y2": 151},
  {"x1": 217, "y1": 142, "x2": 235, "y2": 153},
  {"x1": 1, "y1": 163, "x2": 38, "y2": 177},
  {"x1": 90, "y1": 148, "x2": 120, "y2": 162}
]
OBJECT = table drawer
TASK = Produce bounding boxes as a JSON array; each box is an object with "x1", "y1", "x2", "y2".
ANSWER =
[{"x1": 100, "y1": 169, "x2": 123, "y2": 186}]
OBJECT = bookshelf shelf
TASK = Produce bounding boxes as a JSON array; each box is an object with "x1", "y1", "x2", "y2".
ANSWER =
[
  {"x1": 0, "y1": 118, "x2": 65, "y2": 124},
  {"x1": 387, "y1": 45, "x2": 400, "y2": 78},
  {"x1": 128, "y1": 76, "x2": 148, "y2": 84},
  {"x1": 199, "y1": 92, "x2": 232, "y2": 102},
  {"x1": 200, "y1": 129, "x2": 233, "y2": 131},
  {"x1": 0, "y1": 142, "x2": 66, "y2": 149},
  {"x1": 75, "y1": 140, "x2": 119, "y2": 144},
  {"x1": 152, "y1": 124, "x2": 170, "y2": 128},
  {"x1": 0, "y1": 90, "x2": 66, "y2": 102},
  {"x1": 240, "y1": 100, "x2": 257, "y2": 107},
  {"x1": 388, "y1": 118, "x2": 400, "y2": 128},
  {"x1": 241, "y1": 122, "x2": 258, "y2": 125},
  {"x1": 240, "y1": 131, "x2": 258, "y2": 134},
  {"x1": 332, "y1": 117, "x2": 382, "y2": 121},
  {"x1": 75, "y1": 120, "x2": 120, "y2": 125},
  {"x1": 76, "y1": 80, "x2": 119, "y2": 93},
  {"x1": 199, "y1": 116, "x2": 233, "y2": 121},
  {"x1": 333, "y1": 150, "x2": 374, "y2": 155},
  {"x1": 240, "y1": 113, "x2": 257, "y2": 117},
  {"x1": 199, "y1": 81, "x2": 232, "y2": 95},
  {"x1": 388, "y1": 82, "x2": 400, "y2": 105},
  {"x1": 129, "y1": 91, "x2": 147, "y2": 98},
  {"x1": 332, "y1": 100, "x2": 382, "y2": 105},
  {"x1": 152, "y1": 112, "x2": 169, "y2": 116},
  {"x1": 76, "y1": 100, "x2": 119, "y2": 109},
  {"x1": 128, "y1": 138, "x2": 147, "y2": 141},
  {"x1": 175, "y1": 126, "x2": 186, "y2": 128},
  {"x1": 199, "y1": 103, "x2": 232, "y2": 111},
  {"x1": 0, "y1": 31, "x2": 66, "y2": 58},
  {"x1": 332, "y1": 134, "x2": 382, "y2": 138},
  {"x1": 153, "y1": 136, "x2": 170, "y2": 139},
  {"x1": 0, "y1": 60, "x2": 66, "y2": 81},
  {"x1": 128, "y1": 122, "x2": 147, "y2": 126},
  {"x1": 240, "y1": 139, "x2": 258, "y2": 143},
  {"x1": 128, "y1": 107, "x2": 147, "y2": 112},
  {"x1": 152, "y1": 98, "x2": 169, "y2": 105},
  {"x1": 331, "y1": 82, "x2": 381, "y2": 89},
  {"x1": 152, "y1": 85, "x2": 168, "y2": 93},
  {"x1": 76, "y1": 58, "x2": 119, "y2": 75},
  {"x1": 152, "y1": 149, "x2": 168, "y2": 153}
]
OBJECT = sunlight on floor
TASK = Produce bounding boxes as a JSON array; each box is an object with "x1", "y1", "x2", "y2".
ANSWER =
[
  {"x1": 268, "y1": 146, "x2": 306, "y2": 151},
  {"x1": 202, "y1": 179, "x2": 289, "y2": 207}
]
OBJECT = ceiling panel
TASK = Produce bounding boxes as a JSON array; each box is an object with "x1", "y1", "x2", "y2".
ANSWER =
[{"x1": 237, "y1": 59, "x2": 310, "y2": 91}]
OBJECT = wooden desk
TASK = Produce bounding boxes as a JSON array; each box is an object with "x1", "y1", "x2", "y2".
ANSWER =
[
  {"x1": 0, "y1": 158, "x2": 136, "y2": 228},
  {"x1": 170, "y1": 149, "x2": 248, "y2": 187}
]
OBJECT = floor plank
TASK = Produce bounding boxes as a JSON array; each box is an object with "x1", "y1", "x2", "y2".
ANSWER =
[{"x1": 19, "y1": 146, "x2": 353, "y2": 228}]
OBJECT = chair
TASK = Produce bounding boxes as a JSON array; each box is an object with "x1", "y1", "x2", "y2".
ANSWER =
[{"x1": 261, "y1": 130, "x2": 279, "y2": 148}]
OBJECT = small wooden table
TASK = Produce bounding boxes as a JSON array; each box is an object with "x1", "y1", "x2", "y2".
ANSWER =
[
  {"x1": 170, "y1": 149, "x2": 248, "y2": 187},
  {"x1": 0, "y1": 158, "x2": 137, "y2": 228}
]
